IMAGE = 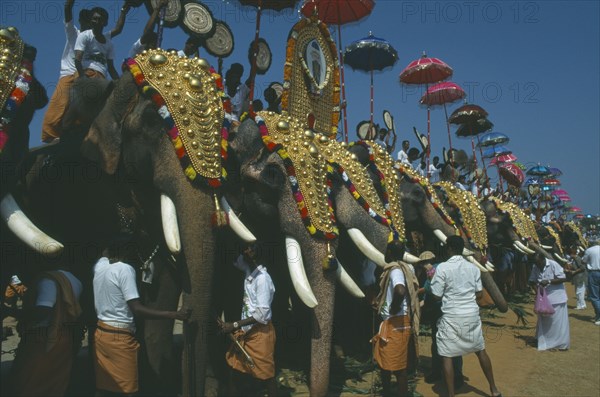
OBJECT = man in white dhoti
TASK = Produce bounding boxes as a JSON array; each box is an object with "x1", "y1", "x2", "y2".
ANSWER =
[{"x1": 430, "y1": 236, "x2": 502, "y2": 397}]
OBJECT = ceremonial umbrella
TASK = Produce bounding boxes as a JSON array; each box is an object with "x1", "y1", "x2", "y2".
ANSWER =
[
  {"x1": 420, "y1": 82, "x2": 465, "y2": 153},
  {"x1": 450, "y1": 104, "x2": 492, "y2": 175},
  {"x1": 400, "y1": 53, "x2": 453, "y2": 172},
  {"x1": 574, "y1": 214, "x2": 585, "y2": 219},
  {"x1": 489, "y1": 153, "x2": 517, "y2": 165},
  {"x1": 482, "y1": 145, "x2": 511, "y2": 159},
  {"x1": 544, "y1": 178, "x2": 561, "y2": 186},
  {"x1": 344, "y1": 33, "x2": 398, "y2": 130},
  {"x1": 301, "y1": 0, "x2": 375, "y2": 142},
  {"x1": 552, "y1": 189, "x2": 569, "y2": 197},
  {"x1": 548, "y1": 167, "x2": 563, "y2": 177},
  {"x1": 526, "y1": 165, "x2": 552, "y2": 176},
  {"x1": 237, "y1": 0, "x2": 299, "y2": 107},
  {"x1": 569, "y1": 206, "x2": 583, "y2": 213},
  {"x1": 499, "y1": 163, "x2": 525, "y2": 187},
  {"x1": 478, "y1": 131, "x2": 510, "y2": 147}
]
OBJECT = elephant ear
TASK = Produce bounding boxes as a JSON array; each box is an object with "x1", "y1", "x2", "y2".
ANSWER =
[{"x1": 81, "y1": 74, "x2": 136, "y2": 175}]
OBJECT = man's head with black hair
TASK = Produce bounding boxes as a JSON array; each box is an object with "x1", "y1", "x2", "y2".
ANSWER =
[
  {"x1": 141, "y1": 31, "x2": 158, "y2": 48},
  {"x1": 446, "y1": 235, "x2": 464, "y2": 256},
  {"x1": 384, "y1": 240, "x2": 406, "y2": 263},
  {"x1": 402, "y1": 140, "x2": 410, "y2": 151},
  {"x1": 183, "y1": 36, "x2": 200, "y2": 56},
  {"x1": 79, "y1": 9, "x2": 92, "y2": 31}
]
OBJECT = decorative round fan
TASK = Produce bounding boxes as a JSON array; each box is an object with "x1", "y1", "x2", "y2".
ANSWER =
[
  {"x1": 181, "y1": 1, "x2": 216, "y2": 40},
  {"x1": 248, "y1": 38, "x2": 271, "y2": 75},
  {"x1": 357, "y1": 121, "x2": 376, "y2": 140},
  {"x1": 204, "y1": 20, "x2": 234, "y2": 58},
  {"x1": 145, "y1": 0, "x2": 182, "y2": 28}
]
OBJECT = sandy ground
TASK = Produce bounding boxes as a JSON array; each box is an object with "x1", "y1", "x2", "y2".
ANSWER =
[{"x1": 2, "y1": 284, "x2": 599, "y2": 396}]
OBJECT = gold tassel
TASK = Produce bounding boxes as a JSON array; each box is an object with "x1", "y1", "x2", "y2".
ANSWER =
[{"x1": 211, "y1": 193, "x2": 229, "y2": 228}]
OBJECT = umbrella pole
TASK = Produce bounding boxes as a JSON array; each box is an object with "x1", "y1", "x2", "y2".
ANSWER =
[
  {"x1": 443, "y1": 103, "x2": 453, "y2": 153},
  {"x1": 370, "y1": 67, "x2": 374, "y2": 129},
  {"x1": 247, "y1": 0, "x2": 263, "y2": 113},
  {"x1": 337, "y1": 8, "x2": 349, "y2": 142},
  {"x1": 156, "y1": 7, "x2": 166, "y2": 48},
  {"x1": 426, "y1": 83, "x2": 431, "y2": 179},
  {"x1": 470, "y1": 138, "x2": 479, "y2": 196}
]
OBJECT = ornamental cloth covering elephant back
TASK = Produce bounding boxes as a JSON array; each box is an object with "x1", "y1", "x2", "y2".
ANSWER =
[
  {"x1": 545, "y1": 225, "x2": 565, "y2": 256},
  {"x1": 488, "y1": 196, "x2": 540, "y2": 243},
  {"x1": 0, "y1": 27, "x2": 32, "y2": 156}
]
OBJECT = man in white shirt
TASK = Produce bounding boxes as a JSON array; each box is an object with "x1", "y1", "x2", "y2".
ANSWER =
[
  {"x1": 582, "y1": 240, "x2": 600, "y2": 324},
  {"x1": 93, "y1": 234, "x2": 189, "y2": 395},
  {"x1": 429, "y1": 156, "x2": 441, "y2": 182},
  {"x1": 430, "y1": 236, "x2": 501, "y2": 397},
  {"x1": 222, "y1": 243, "x2": 276, "y2": 397},
  {"x1": 372, "y1": 241, "x2": 419, "y2": 397},
  {"x1": 42, "y1": 0, "x2": 127, "y2": 142},
  {"x1": 128, "y1": 0, "x2": 167, "y2": 58},
  {"x1": 74, "y1": 7, "x2": 119, "y2": 81},
  {"x1": 397, "y1": 140, "x2": 410, "y2": 165},
  {"x1": 225, "y1": 63, "x2": 251, "y2": 122}
]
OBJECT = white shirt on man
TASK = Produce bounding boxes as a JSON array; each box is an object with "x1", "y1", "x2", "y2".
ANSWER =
[
  {"x1": 129, "y1": 38, "x2": 145, "y2": 58},
  {"x1": 430, "y1": 255, "x2": 482, "y2": 316},
  {"x1": 397, "y1": 149, "x2": 409, "y2": 165},
  {"x1": 429, "y1": 164, "x2": 440, "y2": 182},
  {"x1": 528, "y1": 258, "x2": 568, "y2": 305},
  {"x1": 379, "y1": 268, "x2": 408, "y2": 320},
  {"x1": 583, "y1": 245, "x2": 600, "y2": 271},
  {"x1": 93, "y1": 257, "x2": 140, "y2": 329},
  {"x1": 74, "y1": 29, "x2": 115, "y2": 77},
  {"x1": 234, "y1": 255, "x2": 275, "y2": 332},
  {"x1": 60, "y1": 20, "x2": 80, "y2": 77}
]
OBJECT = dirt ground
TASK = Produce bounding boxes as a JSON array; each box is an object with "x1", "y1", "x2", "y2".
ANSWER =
[{"x1": 2, "y1": 284, "x2": 599, "y2": 397}]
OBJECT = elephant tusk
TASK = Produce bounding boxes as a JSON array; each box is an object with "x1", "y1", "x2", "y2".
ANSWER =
[
  {"x1": 541, "y1": 244, "x2": 553, "y2": 250},
  {"x1": 513, "y1": 242, "x2": 527, "y2": 255},
  {"x1": 485, "y1": 260, "x2": 495, "y2": 271},
  {"x1": 1, "y1": 193, "x2": 64, "y2": 255},
  {"x1": 553, "y1": 252, "x2": 569, "y2": 264},
  {"x1": 347, "y1": 228, "x2": 386, "y2": 267},
  {"x1": 402, "y1": 252, "x2": 420, "y2": 264},
  {"x1": 467, "y1": 255, "x2": 489, "y2": 272},
  {"x1": 335, "y1": 260, "x2": 365, "y2": 298},
  {"x1": 161, "y1": 194, "x2": 181, "y2": 255},
  {"x1": 514, "y1": 240, "x2": 535, "y2": 255},
  {"x1": 285, "y1": 237, "x2": 318, "y2": 308},
  {"x1": 220, "y1": 197, "x2": 257, "y2": 243},
  {"x1": 433, "y1": 229, "x2": 447, "y2": 244},
  {"x1": 462, "y1": 248, "x2": 474, "y2": 256}
]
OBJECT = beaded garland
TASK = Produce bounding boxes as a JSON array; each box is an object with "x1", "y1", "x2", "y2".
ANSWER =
[
  {"x1": 434, "y1": 181, "x2": 488, "y2": 250},
  {"x1": 257, "y1": 111, "x2": 338, "y2": 240},
  {"x1": 314, "y1": 136, "x2": 395, "y2": 234},
  {"x1": 351, "y1": 141, "x2": 405, "y2": 242},
  {"x1": 0, "y1": 26, "x2": 28, "y2": 156},
  {"x1": 124, "y1": 50, "x2": 229, "y2": 188},
  {"x1": 395, "y1": 162, "x2": 458, "y2": 232},
  {"x1": 544, "y1": 225, "x2": 564, "y2": 256},
  {"x1": 490, "y1": 197, "x2": 540, "y2": 243}
]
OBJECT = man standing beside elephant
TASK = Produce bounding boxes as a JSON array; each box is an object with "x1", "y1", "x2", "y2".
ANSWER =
[
  {"x1": 371, "y1": 241, "x2": 419, "y2": 397},
  {"x1": 221, "y1": 243, "x2": 277, "y2": 397},
  {"x1": 582, "y1": 239, "x2": 600, "y2": 325},
  {"x1": 430, "y1": 236, "x2": 501, "y2": 397}
]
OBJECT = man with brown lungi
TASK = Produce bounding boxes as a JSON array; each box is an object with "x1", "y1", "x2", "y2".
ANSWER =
[
  {"x1": 372, "y1": 241, "x2": 420, "y2": 397},
  {"x1": 221, "y1": 243, "x2": 277, "y2": 396},
  {"x1": 93, "y1": 234, "x2": 190, "y2": 396},
  {"x1": 430, "y1": 236, "x2": 502, "y2": 397}
]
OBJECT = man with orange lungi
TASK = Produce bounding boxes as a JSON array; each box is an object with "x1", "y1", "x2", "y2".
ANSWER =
[
  {"x1": 221, "y1": 243, "x2": 277, "y2": 397},
  {"x1": 93, "y1": 234, "x2": 190, "y2": 396},
  {"x1": 372, "y1": 241, "x2": 420, "y2": 397}
]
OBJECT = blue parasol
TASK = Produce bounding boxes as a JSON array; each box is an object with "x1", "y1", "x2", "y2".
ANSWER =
[
  {"x1": 482, "y1": 145, "x2": 511, "y2": 159},
  {"x1": 478, "y1": 131, "x2": 510, "y2": 147},
  {"x1": 344, "y1": 32, "x2": 398, "y2": 130},
  {"x1": 526, "y1": 165, "x2": 551, "y2": 176}
]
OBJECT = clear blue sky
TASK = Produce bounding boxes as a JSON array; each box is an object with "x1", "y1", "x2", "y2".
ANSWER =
[{"x1": 2, "y1": 0, "x2": 599, "y2": 215}]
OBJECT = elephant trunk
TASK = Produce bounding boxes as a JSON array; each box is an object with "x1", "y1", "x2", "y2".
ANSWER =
[{"x1": 469, "y1": 252, "x2": 508, "y2": 312}]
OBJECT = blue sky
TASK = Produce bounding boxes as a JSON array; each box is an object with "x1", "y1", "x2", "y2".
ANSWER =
[{"x1": 2, "y1": 0, "x2": 599, "y2": 214}]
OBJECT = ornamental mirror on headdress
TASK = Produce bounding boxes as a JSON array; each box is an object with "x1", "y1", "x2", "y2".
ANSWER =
[{"x1": 281, "y1": 16, "x2": 340, "y2": 138}]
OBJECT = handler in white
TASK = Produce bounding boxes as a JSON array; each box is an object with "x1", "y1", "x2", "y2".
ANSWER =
[{"x1": 430, "y1": 236, "x2": 501, "y2": 397}]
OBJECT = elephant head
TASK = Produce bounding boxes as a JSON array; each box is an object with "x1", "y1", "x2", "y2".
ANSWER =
[
  {"x1": 535, "y1": 224, "x2": 569, "y2": 264},
  {"x1": 79, "y1": 52, "x2": 255, "y2": 396}
]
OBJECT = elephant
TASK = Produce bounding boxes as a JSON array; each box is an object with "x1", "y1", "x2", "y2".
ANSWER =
[
  {"x1": 228, "y1": 112, "x2": 429, "y2": 396},
  {"x1": 347, "y1": 142, "x2": 508, "y2": 312}
]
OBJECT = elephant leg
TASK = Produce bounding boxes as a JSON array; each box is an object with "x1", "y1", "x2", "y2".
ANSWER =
[{"x1": 140, "y1": 254, "x2": 182, "y2": 396}]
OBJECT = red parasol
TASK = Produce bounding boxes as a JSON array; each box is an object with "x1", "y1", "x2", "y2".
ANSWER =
[
  {"x1": 420, "y1": 82, "x2": 465, "y2": 158},
  {"x1": 574, "y1": 214, "x2": 585, "y2": 219},
  {"x1": 301, "y1": 0, "x2": 374, "y2": 142},
  {"x1": 552, "y1": 189, "x2": 569, "y2": 196},
  {"x1": 498, "y1": 163, "x2": 524, "y2": 187},
  {"x1": 489, "y1": 153, "x2": 517, "y2": 165},
  {"x1": 238, "y1": 0, "x2": 299, "y2": 109},
  {"x1": 569, "y1": 206, "x2": 583, "y2": 212},
  {"x1": 400, "y1": 53, "x2": 453, "y2": 178}
]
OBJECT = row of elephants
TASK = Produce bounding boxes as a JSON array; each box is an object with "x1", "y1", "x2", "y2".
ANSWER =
[{"x1": 1, "y1": 51, "x2": 588, "y2": 396}]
